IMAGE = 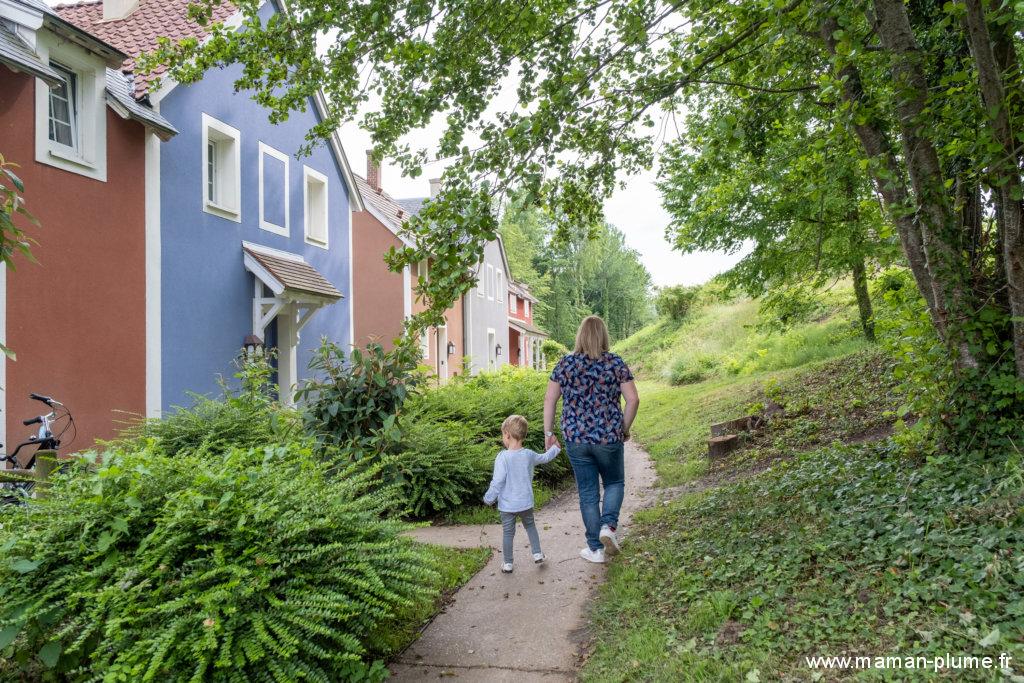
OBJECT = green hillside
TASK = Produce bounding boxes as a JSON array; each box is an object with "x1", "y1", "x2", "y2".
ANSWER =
[{"x1": 584, "y1": 288, "x2": 1024, "y2": 681}]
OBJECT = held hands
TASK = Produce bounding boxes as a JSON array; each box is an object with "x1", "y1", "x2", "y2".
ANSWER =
[{"x1": 545, "y1": 433, "x2": 560, "y2": 450}]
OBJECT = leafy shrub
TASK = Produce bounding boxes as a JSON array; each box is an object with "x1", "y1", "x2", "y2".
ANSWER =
[
  {"x1": 755, "y1": 284, "x2": 827, "y2": 332},
  {"x1": 393, "y1": 421, "x2": 492, "y2": 516},
  {"x1": 297, "y1": 341, "x2": 423, "y2": 458},
  {"x1": 115, "y1": 351, "x2": 299, "y2": 457},
  {"x1": 541, "y1": 338, "x2": 568, "y2": 366},
  {"x1": 667, "y1": 352, "x2": 718, "y2": 385},
  {"x1": 394, "y1": 367, "x2": 570, "y2": 516},
  {"x1": 655, "y1": 285, "x2": 700, "y2": 321},
  {"x1": 0, "y1": 442, "x2": 435, "y2": 682}
]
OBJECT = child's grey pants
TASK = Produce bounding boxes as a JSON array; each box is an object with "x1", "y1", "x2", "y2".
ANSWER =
[{"x1": 499, "y1": 508, "x2": 541, "y2": 563}]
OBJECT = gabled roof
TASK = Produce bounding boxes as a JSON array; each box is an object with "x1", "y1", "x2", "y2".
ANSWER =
[
  {"x1": 0, "y1": 22, "x2": 61, "y2": 85},
  {"x1": 2, "y1": 0, "x2": 174, "y2": 136},
  {"x1": 509, "y1": 317, "x2": 548, "y2": 338},
  {"x1": 55, "y1": 0, "x2": 236, "y2": 98},
  {"x1": 105, "y1": 68, "x2": 177, "y2": 139},
  {"x1": 508, "y1": 279, "x2": 538, "y2": 303},
  {"x1": 243, "y1": 244, "x2": 342, "y2": 301},
  {"x1": 395, "y1": 197, "x2": 427, "y2": 218},
  {"x1": 354, "y1": 174, "x2": 416, "y2": 247},
  {"x1": 56, "y1": 0, "x2": 364, "y2": 212}
]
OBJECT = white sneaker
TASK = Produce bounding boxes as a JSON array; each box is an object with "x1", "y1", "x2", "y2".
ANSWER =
[
  {"x1": 533, "y1": 552, "x2": 545, "y2": 564},
  {"x1": 501, "y1": 562, "x2": 513, "y2": 573},
  {"x1": 600, "y1": 525, "x2": 620, "y2": 556},
  {"x1": 580, "y1": 547, "x2": 605, "y2": 563}
]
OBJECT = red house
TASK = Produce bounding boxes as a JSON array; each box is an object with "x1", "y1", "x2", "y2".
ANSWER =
[
  {"x1": 351, "y1": 155, "x2": 465, "y2": 381},
  {"x1": 0, "y1": 0, "x2": 175, "y2": 450},
  {"x1": 508, "y1": 279, "x2": 548, "y2": 369}
]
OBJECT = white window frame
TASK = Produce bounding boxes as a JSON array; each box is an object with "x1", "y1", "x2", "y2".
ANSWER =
[
  {"x1": 486, "y1": 263, "x2": 495, "y2": 300},
  {"x1": 201, "y1": 113, "x2": 242, "y2": 222},
  {"x1": 258, "y1": 142, "x2": 290, "y2": 236},
  {"x1": 421, "y1": 329, "x2": 430, "y2": 359},
  {"x1": 509, "y1": 294, "x2": 517, "y2": 314},
  {"x1": 496, "y1": 270, "x2": 504, "y2": 306},
  {"x1": 525, "y1": 300, "x2": 531, "y2": 318},
  {"x1": 303, "y1": 166, "x2": 329, "y2": 248},
  {"x1": 476, "y1": 262, "x2": 485, "y2": 297},
  {"x1": 34, "y1": 34, "x2": 107, "y2": 181}
]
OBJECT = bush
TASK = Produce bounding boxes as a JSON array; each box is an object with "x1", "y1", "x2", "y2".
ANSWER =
[
  {"x1": 541, "y1": 338, "x2": 568, "y2": 366},
  {"x1": 297, "y1": 341, "x2": 423, "y2": 458},
  {"x1": 667, "y1": 352, "x2": 718, "y2": 385},
  {"x1": 655, "y1": 285, "x2": 700, "y2": 321},
  {"x1": 393, "y1": 367, "x2": 571, "y2": 517},
  {"x1": 116, "y1": 352, "x2": 298, "y2": 457},
  {"x1": 0, "y1": 442, "x2": 436, "y2": 682},
  {"x1": 393, "y1": 421, "x2": 492, "y2": 517}
]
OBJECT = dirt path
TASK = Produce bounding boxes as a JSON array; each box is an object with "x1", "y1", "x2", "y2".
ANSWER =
[{"x1": 390, "y1": 441, "x2": 657, "y2": 681}]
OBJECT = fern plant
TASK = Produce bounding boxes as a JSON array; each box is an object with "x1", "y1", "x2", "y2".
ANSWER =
[{"x1": 0, "y1": 443, "x2": 436, "y2": 682}]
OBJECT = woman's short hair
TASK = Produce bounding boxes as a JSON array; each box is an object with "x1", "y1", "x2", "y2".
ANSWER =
[
  {"x1": 502, "y1": 414, "x2": 529, "y2": 441},
  {"x1": 574, "y1": 315, "x2": 610, "y2": 360}
]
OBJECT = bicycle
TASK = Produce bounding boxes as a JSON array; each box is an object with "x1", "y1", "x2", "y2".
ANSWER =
[{"x1": 0, "y1": 393, "x2": 74, "y2": 505}]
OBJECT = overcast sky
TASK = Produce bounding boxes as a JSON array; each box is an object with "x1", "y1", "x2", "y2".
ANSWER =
[{"x1": 338, "y1": 124, "x2": 746, "y2": 288}]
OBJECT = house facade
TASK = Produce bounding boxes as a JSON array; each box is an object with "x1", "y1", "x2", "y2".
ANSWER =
[
  {"x1": 59, "y1": 0, "x2": 363, "y2": 410},
  {"x1": 462, "y1": 236, "x2": 512, "y2": 375},
  {"x1": 352, "y1": 154, "x2": 413, "y2": 350},
  {"x1": 508, "y1": 279, "x2": 548, "y2": 369},
  {"x1": 0, "y1": 0, "x2": 177, "y2": 447}
]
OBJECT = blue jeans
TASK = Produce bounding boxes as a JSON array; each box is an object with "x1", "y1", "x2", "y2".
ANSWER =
[{"x1": 566, "y1": 442, "x2": 625, "y2": 551}]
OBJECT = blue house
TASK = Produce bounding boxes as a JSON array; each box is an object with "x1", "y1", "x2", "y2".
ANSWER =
[{"x1": 59, "y1": 0, "x2": 364, "y2": 410}]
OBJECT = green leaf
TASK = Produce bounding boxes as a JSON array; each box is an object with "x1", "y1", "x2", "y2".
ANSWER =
[
  {"x1": 37, "y1": 641, "x2": 61, "y2": 668},
  {"x1": 978, "y1": 627, "x2": 1000, "y2": 647},
  {"x1": 11, "y1": 559, "x2": 39, "y2": 573},
  {"x1": 0, "y1": 623, "x2": 21, "y2": 650}
]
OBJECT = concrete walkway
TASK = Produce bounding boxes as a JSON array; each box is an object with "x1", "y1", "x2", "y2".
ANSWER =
[{"x1": 390, "y1": 442, "x2": 657, "y2": 681}]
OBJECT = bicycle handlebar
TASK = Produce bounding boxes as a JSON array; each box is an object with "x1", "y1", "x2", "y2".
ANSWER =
[
  {"x1": 29, "y1": 393, "x2": 53, "y2": 406},
  {"x1": 23, "y1": 416, "x2": 42, "y2": 426}
]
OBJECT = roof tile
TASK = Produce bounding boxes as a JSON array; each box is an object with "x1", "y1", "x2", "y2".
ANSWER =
[{"x1": 55, "y1": 0, "x2": 237, "y2": 98}]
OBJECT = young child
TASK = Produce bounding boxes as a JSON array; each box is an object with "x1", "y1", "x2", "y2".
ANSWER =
[{"x1": 483, "y1": 414, "x2": 561, "y2": 573}]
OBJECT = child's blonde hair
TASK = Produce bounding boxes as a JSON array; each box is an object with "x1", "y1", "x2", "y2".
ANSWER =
[{"x1": 502, "y1": 414, "x2": 528, "y2": 441}]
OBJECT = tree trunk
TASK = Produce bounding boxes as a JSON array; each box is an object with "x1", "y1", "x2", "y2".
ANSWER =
[
  {"x1": 962, "y1": 0, "x2": 1024, "y2": 377},
  {"x1": 819, "y1": 16, "x2": 944, "y2": 338},
  {"x1": 851, "y1": 254, "x2": 876, "y2": 342},
  {"x1": 869, "y1": 0, "x2": 979, "y2": 368}
]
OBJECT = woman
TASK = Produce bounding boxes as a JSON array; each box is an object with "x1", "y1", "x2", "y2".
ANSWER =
[{"x1": 543, "y1": 315, "x2": 639, "y2": 563}]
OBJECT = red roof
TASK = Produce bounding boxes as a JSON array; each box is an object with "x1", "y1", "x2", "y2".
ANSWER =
[{"x1": 55, "y1": 0, "x2": 237, "y2": 98}]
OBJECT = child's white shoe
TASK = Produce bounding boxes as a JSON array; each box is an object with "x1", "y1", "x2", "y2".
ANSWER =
[
  {"x1": 533, "y1": 552, "x2": 545, "y2": 564},
  {"x1": 501, "y1": 562, "x2": 514, "y2": 573},
  {"x1": 599, "y1": 525, "x2": 620, "y2": 556},
  {"x1": 579, "y1": 547, "x2": 605, "y2": 563}
]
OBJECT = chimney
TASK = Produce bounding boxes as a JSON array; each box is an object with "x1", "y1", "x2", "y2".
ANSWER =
[
  {"x1": 103, "y1": 0, "x2": 139, "y2": 20},
  {"x1": 366, "y1": 150, "x2": 381, "y2": 192},
  {"x1": 429, "y1": 178, "x2": 442, "y2": 198}
]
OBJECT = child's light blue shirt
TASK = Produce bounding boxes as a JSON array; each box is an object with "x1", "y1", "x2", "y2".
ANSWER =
[{"x1": 483, "y1": 446, "x2": 561, "y2": 513}]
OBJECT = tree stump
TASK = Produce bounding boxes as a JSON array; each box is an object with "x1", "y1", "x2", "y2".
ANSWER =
[
  {"x1": 708, "y1": 434, "x2": 739, "y2": 459},
  {"x1": 710, "y1": 416, "x2": 755, "y2": 437}
]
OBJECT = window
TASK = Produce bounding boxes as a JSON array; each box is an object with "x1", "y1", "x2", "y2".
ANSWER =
[
  {"x1": 525, "y1": 300, "x2": 531, "y2": 318},
  {"x1": 496, "y1": 270, "x2": 504, "y2": 305},
  {"x1": 202, "y1": 114, "x2": 241, "y2": 221},
  {"x1": 476, "y1": 261, "x2": 485, "y2": 297},
  {"x1": 421, "y1": 329, "x2": 430, "y2": 359},
  {"x1": 486, "y1": 264, "x2": 494, "y2": 300},
  {"x1": 509, "y1": 295, "x2": 517, "y2": 314},
  {"x1": 304, "y1": 166, "x2": 329, "y2": 247},
  {"x1": 34, "y1": 35, "x2": 106, "y2": 180},
  {"x1": 48, "y1": 63, "x2": 78, "y2": 150},
  {"x1": 259, "y1": 142, "x2": 289, "y2": 235}
]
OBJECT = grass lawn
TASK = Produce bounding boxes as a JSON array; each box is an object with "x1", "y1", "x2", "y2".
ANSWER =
[
  {"x1": 632, "y1": 350, "x2": 901, "y2": 486},
  {"x1": 582, "y1": 350, "x2": 1024, "y2": 681},
  {"x1": 372, "y1": 544, "x2": 491, "y2": 659}
]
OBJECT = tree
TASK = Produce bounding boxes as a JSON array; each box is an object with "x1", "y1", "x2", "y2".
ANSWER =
[
  {"x1": 155, "y1": 0, "x2": 1024, "y2": 443},
  {"x1": 658, "y1": 93, "x2": 899, "y2": 341}
]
